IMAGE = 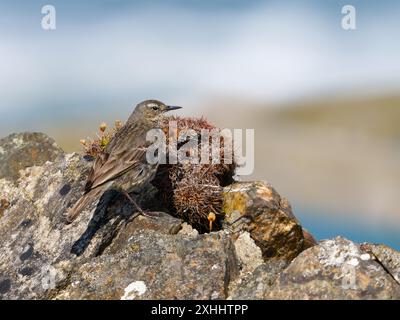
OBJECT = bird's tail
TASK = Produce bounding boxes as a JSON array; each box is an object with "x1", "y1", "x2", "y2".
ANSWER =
[{"x1": 66, "y1": 187, "x2": 104, "y2": 223}]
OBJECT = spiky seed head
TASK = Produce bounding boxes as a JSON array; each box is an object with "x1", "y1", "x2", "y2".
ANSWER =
[{"x1": 154, "y1": 115, "x2": 237, "y2": 232}]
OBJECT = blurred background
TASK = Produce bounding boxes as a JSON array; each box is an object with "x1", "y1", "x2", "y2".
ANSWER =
[{"x1": 0, "y1": 0, "x2": 399, "y2": 249}]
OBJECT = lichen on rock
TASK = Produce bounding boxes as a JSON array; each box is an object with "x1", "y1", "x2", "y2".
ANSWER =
[
  {"x1": 0, "y1": 132, "x2": 64, "y2": 182},
  {"x1": 266, "y1": 237, "x2": 400, "y2": 299},
  {"x1": 1, "y1": 131, "x2": 399, "y2": 300},
  {"x1": 223, "y1": 181, "x2": 314, "y2": 262}
]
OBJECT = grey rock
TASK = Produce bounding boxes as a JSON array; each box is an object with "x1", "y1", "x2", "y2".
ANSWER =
[
  {"x1": 0, "y1": 144, "x2": 238, "y2": 300},
  {"x1": 1, "y1": 132, "x2": 399, "y2": 300},
  {"x1": 228, "y1": 261, "x2": 288, "y2": 300},
  {"x1": 0, "y1": 132, "x2": 64, "y2": 181},
  {"x1": 0, "y1": 153, "x2": 93, "y2": 299},
  {"x1": 54, "y1": 231, "x2": 239, "y2": 300},
  {"x1": 233, "y1": 231, "x2": 264, "y2": 273},
  {"x1": 360, "y1": 243, "x2": 400, "y2": 284},
  {"x1": 0, "y1": 151, "x2": 164, "y2": 299},
  {"x1": 266, "y1": 237, "x2": 400, "y2": 299}
]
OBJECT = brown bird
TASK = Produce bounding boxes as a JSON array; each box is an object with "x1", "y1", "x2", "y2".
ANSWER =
[{"x1": 66, "y1": 99, "x2": 182, "y2": 223}]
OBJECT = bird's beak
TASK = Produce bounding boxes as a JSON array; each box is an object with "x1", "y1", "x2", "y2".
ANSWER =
[{"x1": 165, "y1": 105, "x2": 182, "y2": 111}]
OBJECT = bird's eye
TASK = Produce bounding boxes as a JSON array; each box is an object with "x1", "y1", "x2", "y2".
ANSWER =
[{"x1": 152, "y1": 106, "x2": 158, "y2": 110}]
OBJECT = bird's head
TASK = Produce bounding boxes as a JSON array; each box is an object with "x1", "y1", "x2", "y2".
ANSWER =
[{"x1": 129, "y1": 100, "x2": 182, "y2": 124}]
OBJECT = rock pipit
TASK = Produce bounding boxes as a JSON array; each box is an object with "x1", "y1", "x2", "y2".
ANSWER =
[{"x1": 66, "y1": 100, "x2": 182, "y2": 223}]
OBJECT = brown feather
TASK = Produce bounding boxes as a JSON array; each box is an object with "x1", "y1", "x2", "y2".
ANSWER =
[{"x1": 66, "y1": 186, "x2": 105, "y2": 223}]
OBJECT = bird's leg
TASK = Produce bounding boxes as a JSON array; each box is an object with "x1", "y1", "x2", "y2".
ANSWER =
[
  {"x1": 122, "y1": 190, "x2": 144, "y2": 214},
  {"x1": 121, "y1": 190, "x2": 160, "y2": 219}
]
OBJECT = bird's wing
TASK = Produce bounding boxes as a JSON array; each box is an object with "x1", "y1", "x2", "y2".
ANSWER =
[
  {"x1": 84, "y1": 152, "x2": 109, "y2": 192},
  {"x1": 84, "y1": 122, "x2": 150, "y2": 192}
]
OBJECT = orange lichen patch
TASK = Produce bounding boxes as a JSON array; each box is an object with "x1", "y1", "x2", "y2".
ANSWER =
[
  {"x1": 222, "y1": 192, "x2": 248, "y2": 217},
  {"x1": 129, "y1": 243, "x2": 140, "y2": 252},
  {"x1": 30, "y1": 148, "x2": 39, "y2": 161},
  {"x1": 0, "y1": 198, "x2": 10, "y2": 218},
  {"x1": 256, "y1": 185, "x2": 274, "y2": 200}
]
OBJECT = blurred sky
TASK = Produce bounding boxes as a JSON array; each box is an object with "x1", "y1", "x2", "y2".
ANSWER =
[
  {"x1": 1, "y1": 0, "x2": 400, "y2": 128},
  {"x1": 0, "y1": 0, "x2": 399, "y2": 247}
]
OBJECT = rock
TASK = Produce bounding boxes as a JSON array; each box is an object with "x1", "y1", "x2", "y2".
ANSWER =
[
  {"x1": 0, "y1": 153, "x2": 93, "y2": 299},
  {"x1": 266, "y1": 237, "x2": 400, "y2": 299},
  {"x1": 233, "y1": 231, "x2": 263, "y2": 274},
  {"x1": 0, "y1": 151, "x2": 162, "y2": 299},
  {"x1": 302, "y1": 228, "x2": 318, "y2": 250},
  {"x1": 54, "y1": 231, "x2": 239, "y2": 300},
  {"x1": 0, "y1": 143, "x2": 239, "y2": 299},
  {"x1": 0, "y1": 132, "x2": 64, "y2": 181},
  {"x1": 227, "y1": 230, "x2": 287, "y2": 300},
  {"x1": 101, "y1": 213, "x2": 184, "y2": 255},
  {"x1": 1, "y1": 132, "x2": 399, "y2": 300},
  {"x1": 228, "y1": 261, "x2": 288, "y2": 300},
  {"x1": 178, "y1": 222, "x2": 200, "y2": 238},
  {"x1": 360, "y1": 243, "x2": 400, "y2": 284},
  {"x1": 223, "y1": 181, "x2": 312, "y2": 262}
]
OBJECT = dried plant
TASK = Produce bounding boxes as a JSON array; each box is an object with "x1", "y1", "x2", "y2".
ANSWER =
[
  {"x1": 154, "y1": 116, "x2": 236, "y2": 232},
  {"x1": 80, "y1": 120, "x2": 123, "y2": 157}
]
